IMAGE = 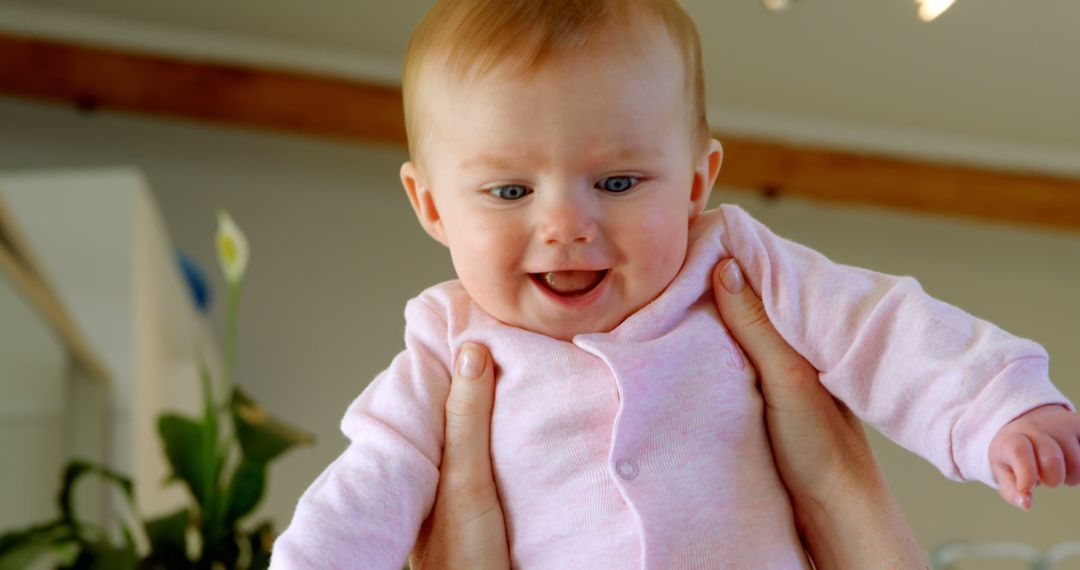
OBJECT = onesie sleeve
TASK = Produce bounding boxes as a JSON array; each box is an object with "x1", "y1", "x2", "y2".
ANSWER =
[
  {"x1": 717, "y1": 205, "x2": 1074, "y2": 487},
  {"x1": 269, "y1": 296, "x2": 452, "y2": 569}
]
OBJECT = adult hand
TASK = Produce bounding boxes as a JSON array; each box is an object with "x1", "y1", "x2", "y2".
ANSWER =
[
  {"x1": 410, "y1": 343, "x2": 510, "y2": 570},
  {"x1": 713, "y1": 258, "x2": 928, "y2": 569}
]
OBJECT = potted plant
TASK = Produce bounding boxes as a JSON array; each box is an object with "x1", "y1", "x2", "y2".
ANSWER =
[{"x1": 0, "y1": 211, "x2": 312, "y2": 570}]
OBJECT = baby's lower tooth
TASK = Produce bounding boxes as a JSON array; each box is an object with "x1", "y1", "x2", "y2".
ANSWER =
[{"x1": 545, "y1": 272, "x2": 556, "y2": 286}]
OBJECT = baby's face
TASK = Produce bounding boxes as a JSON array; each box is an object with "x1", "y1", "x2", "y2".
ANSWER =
[{"x1": 403, "y1": 28, "x2": 720, "y2": 340}]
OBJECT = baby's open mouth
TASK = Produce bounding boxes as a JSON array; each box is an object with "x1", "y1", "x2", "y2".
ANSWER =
[{"x1": 530, "y1": 270, "x2": 608, "y2": 297}]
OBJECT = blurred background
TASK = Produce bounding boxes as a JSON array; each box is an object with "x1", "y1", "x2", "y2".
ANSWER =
[{"x1": 0, "y1": 0, "x2": 1078, "y2": 566}]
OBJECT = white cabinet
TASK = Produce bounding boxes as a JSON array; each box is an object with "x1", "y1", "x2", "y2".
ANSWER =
[{"x1": 0, "y1": 168, "x2": 214, "y2": 529}]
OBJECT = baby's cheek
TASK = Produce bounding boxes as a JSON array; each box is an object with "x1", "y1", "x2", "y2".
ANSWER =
[
  {"x1": 641, "y1": 225, "x2": 688, "y2": 276},
  {"x1": 629, "y1": 240, "x2": 686, "y2": 309},
  {"x1": 448, "y1": 246, "x2": 498, "y2": 302}
]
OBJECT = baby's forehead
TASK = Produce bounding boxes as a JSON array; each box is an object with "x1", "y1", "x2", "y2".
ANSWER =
[
  {"x1": 456, "y1": 144, "x2": 670, "y2": 172},
  {"x1": 419, "y1": 83, "x2": 684, "y2": 160},
  {"x1": 413, "y1": 26, "x2": 687, "y2": 117}
]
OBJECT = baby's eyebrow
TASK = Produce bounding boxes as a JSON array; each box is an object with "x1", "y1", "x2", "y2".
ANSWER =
[
  {"x1": 459, "y1": 147, "x2": 663, "y2": 171},
  {"x1": 602, "y1": 147, "x2": 665, "y2": 164},
  {"x1": 459, "y1": 154, "x2": 528, "y2": 171}
]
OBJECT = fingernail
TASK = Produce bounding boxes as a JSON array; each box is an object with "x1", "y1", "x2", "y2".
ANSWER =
[
  {"x1": 458, "y1": 344, "x2": 484, "y2": 379},
  {"x1": 719, "y1": 260, "x2": 745, "y2": 294},
  {"x1": 1017, "y1": 493, "x2": 1032, "y2": 510}
]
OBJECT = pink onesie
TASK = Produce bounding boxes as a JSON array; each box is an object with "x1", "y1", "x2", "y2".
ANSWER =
[{"x1": 270, "y1": 205, "x2": 1072, "y2": 569}]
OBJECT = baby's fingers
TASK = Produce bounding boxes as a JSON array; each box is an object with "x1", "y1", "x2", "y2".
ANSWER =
[
  {"x1": 991, "y1": 435, "x2": 1038, "y2": 510},
  {"x1": 991, "y1": 462, "x2": 1023, "y2": 510},
  {"x1": 1031, "y1": 433, "x2": 1066, "y2": 488},
  {"x1": 1057, "y1": 432, "x2": 1080, "y2": 486}
]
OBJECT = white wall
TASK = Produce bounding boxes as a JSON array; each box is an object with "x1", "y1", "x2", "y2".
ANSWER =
[
  {"x1": 0, "y1": 242, "x2": 72, "y2": 531},
  {"x1": 1, "y1": 94, "x2": 1077, "y2": 556}
]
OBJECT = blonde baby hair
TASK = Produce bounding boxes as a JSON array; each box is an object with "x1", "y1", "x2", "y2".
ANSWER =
[{"x1": 402, "y1": 0, "x2": 709, "y2": 167}]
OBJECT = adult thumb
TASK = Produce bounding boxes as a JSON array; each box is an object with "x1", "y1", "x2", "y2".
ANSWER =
[
  {"x1": 443, "y1": 343, "x2": 496, "y2": 472},
  {"x1": 711, "y1": 259, "x2": 821, "y2": 410}
]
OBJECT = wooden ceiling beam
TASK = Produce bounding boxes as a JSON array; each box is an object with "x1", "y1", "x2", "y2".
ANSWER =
[
  {"x1": 719, "y1": 138, "x2": 1080, "y2": 232},
  {"x1": 0, "y1": 33, "x2": 405, "y2": 143},
  {"x1": 1, "y1": 32, "x2": 1078, "y2": 232}
]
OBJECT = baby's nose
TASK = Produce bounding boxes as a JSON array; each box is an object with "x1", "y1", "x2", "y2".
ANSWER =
[{"x1": 537, "y1": 203, "x2": 597, "y2": 246}]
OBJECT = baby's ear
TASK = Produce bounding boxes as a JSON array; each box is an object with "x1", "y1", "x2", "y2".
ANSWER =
[
  {"x1": 689, "y1": 139, "x2": 724, "y2": 218},
  {"x1": 401, "y1": 161, "x2": 448, "y2": 246}
]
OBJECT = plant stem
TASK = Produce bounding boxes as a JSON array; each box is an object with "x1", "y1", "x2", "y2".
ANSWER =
[{"x1": 222, "y1": 280, "x2": 241, "y2": 398}]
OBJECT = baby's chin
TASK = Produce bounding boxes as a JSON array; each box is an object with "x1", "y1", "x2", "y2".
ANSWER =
[
  {"x1": 515, "y1": 317, "x2": 620, "y2": 342},
  {"x1": 473, "y1": 296, "x2": 629, "y2": 341},
  {"x1": 459, "y1": 272, "x2": 682, "y2": 341}
]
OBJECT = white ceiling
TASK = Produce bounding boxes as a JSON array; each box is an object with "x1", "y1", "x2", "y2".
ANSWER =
[{"x1": 1, "y1": 0, "x2": 1078, "y2": 177}]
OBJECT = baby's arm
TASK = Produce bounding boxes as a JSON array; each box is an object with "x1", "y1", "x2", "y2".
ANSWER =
[
  {"x1": 990, "y1": 405, "x2": 1080, "y2": 509},
  {"x1": 715, "y1": 204, "x2": 1073, "y2": 493},
  {"x1": 270, "y1": 297, "x2": 452, "y2": 570}
]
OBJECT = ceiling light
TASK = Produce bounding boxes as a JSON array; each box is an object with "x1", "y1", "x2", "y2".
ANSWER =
[
  {"x1": 762, "y1": 0, "x2": 959, "y2": 22},
  {"x1": 762, "y1": 0, "x2": 795, "y2": 12},
  {"x1": 915, "y1": 0, "x2": 958, "y2": 22}
]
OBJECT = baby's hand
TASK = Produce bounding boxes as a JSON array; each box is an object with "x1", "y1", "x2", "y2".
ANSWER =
[{"x1": 988, "y1": 405, "x2": 1080, "y2": 510}]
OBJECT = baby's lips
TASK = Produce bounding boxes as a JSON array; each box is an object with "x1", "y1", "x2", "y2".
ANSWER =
[{"x1": 531, "y1": 269, "x2": 608, "y2": 296}]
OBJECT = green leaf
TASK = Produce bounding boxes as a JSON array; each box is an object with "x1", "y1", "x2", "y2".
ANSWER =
[
  {"x1": 199, "y1": 495, "x2": 228, "y2": 566},
  {"x1": 231, "y1": 388, "x2": 313, "y2": 464},
  {"x1": 215, "y1": 530, "x2": 241, "y2": 570},
  {"x1": 144, "y1": 509, "x2": 190, "y2": 569},
  {"x1": 38, "y1": 462, "x2": 142, "y2": 570},
  {"x1": 159, "y1": 359, "x2": 229, "y2": 517},
  {"x1": 223, "y1": 461, "x2": 266, "y2": 527},
  {"x1": 58, "y1": 462, "x2": 92, "y2": 526},
  {"x1": 0, "y1": 520, "x2": 62, "y2": 553},
  {"x1": 196, "y1": 359, "x2": 225, "y2": 552},
  {"x1": 158, "y1": 414, "x2": 211, "y2": 506},
  {"x1": 58, "y1": 461, "x2": 134, "y2": 527},
  {"x1": 76, "y1": 538, "x2": 138, "y2": 570},
  {"x1": 0, "y1": 521, "x2": 69, "y2": 570},
  {"x1": 245, "y1": 521, "x2": 274, "y2": 570}
]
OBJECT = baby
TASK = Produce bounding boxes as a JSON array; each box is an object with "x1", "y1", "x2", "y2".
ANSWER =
[{"x1": 271, "y1": 1, "x2": 1080, "y2": 568}]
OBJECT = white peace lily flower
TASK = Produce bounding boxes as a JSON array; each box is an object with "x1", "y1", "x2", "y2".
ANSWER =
[{"x1": 216, "y1": 210, "x2": 249, "y2": 284}]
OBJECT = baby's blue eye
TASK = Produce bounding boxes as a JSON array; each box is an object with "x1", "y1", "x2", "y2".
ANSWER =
[
  {"x1": 489, "y1": 185, "x2": 532, "y2": 201},
  {"x1": 597, "y1": 176, "x2": 638, "y2": 193}
]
